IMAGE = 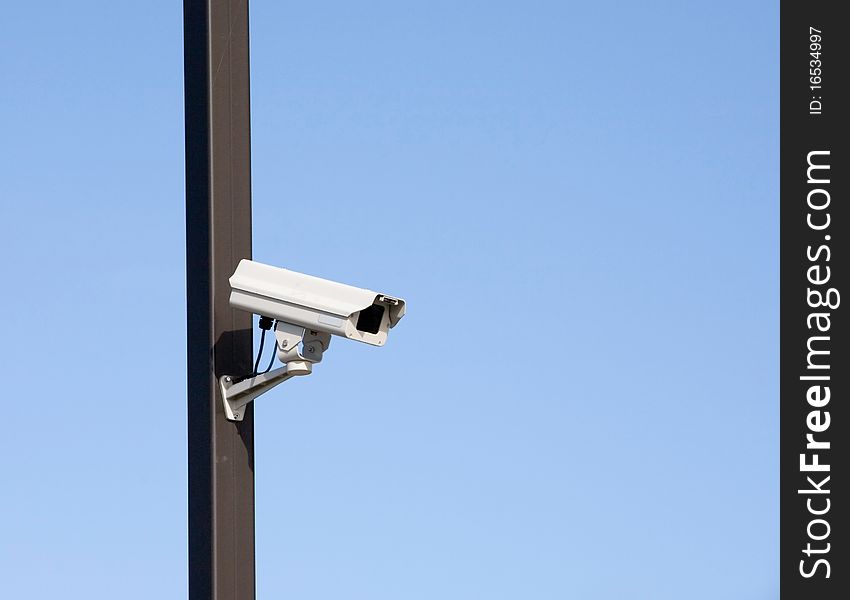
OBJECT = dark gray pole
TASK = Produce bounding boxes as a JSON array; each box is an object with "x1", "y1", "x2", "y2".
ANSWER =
[{"x1": 184, "y1": 1, "x2": 255, "y2": 598}]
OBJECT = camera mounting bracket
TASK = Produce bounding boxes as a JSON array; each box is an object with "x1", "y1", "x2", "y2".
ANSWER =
[{"x1": 219, "y1": 321, "x2": 332, "y2": 421}]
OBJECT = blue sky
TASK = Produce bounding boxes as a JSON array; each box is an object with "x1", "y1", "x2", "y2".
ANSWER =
[{"x1": 0, "y1": 2, "x2": 777, "y2": 598}]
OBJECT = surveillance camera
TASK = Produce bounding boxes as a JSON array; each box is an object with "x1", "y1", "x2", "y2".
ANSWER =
[
  {"x1": 218, "y1": 259, "x2": 406, "y2": 421},
  {"x1": 229, "y1": 259, "x2": 405, "y2": 347}
]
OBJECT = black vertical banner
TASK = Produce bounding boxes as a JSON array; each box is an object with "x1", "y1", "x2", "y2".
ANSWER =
[{"x1": 781, "y1": 2, "x2": 850, "y2": 598}]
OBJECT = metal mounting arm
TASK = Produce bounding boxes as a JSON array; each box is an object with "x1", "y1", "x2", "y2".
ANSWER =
[
  {"x1": 218, "y1": 321, "x2": 332, "y2": 421},
  {"x1": 219, "y1": 362, "x2": 312, "y2": 421}
]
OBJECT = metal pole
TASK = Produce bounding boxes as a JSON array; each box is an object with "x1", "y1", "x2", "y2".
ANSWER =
[{"x1": 184, "y1": 1, "x2": 255, "y2": 598}]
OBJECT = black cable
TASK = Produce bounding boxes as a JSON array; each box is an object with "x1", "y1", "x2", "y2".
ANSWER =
[
  {"x1": 262, "y1": 338, "x2": 277, "y2": 373},
  {"x1": 253, "y1": 329, "x2": 266, "y2": 375},
  {"x1": 251, "y1": 315, "x2": 276, "y2": 375}
]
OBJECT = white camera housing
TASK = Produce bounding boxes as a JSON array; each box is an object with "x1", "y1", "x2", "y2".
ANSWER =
[
  {"x1": 229, "y1": 259, "x2": 406, "y2": 346},
  {"x1": 218, "y1": 259, "x2": 407, "y2": 421}
]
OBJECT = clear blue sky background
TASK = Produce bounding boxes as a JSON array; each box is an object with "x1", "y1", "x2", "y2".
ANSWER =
[{"x1": 0, "y1": 2, "x2": 777, "y2": 598}]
